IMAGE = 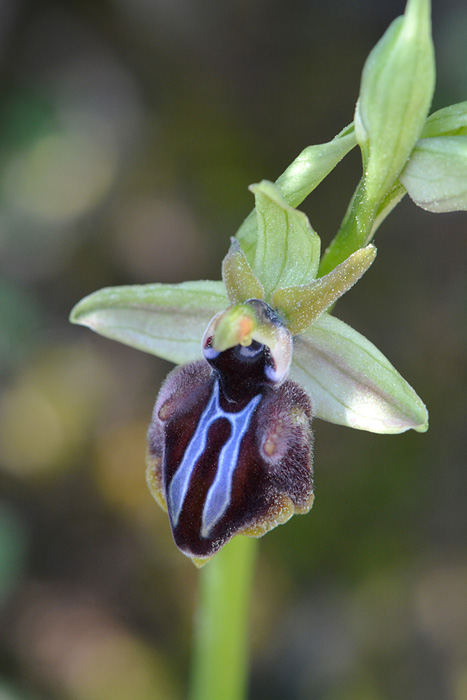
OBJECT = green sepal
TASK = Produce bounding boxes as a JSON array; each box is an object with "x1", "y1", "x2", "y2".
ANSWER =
[
  {"x1": 69, "y1": 280, "x2": 227, "y2": 365},
  {"x1": 273, "y1": 245, "x2": 377, "y2": 335},
  {"x1": 222, "y1": 239, "x2": 264, "y2": 304},
  {"x1": 250, "y1": 181, "x2": 321, "y2": 300},
  {"x1": 421, "y1": 101, "x2": 467, "y2": 138},
  {"x1": 355, "y1": 0, "x2": 435, "y2": 203},
  {"x1": 400, "y1": 135, "x2": 467, "y2": 212},
  {"x1": 235, "y1": 124, "x2": 356, "y2": 262},
  {"x1": 290, "y1": 313, "x2": 428, "y2": 434}
]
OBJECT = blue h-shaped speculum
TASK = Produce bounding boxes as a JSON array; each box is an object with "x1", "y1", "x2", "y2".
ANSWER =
[
  {"x1": 200, "y1": 384, "x2": 261, "y2": 537},
  {"x1": 168, "y1": 379, "x2": 261, "y2": 537}
]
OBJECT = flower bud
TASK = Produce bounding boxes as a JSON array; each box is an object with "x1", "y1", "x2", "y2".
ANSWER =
[{"x1": 355, "y1": 0, "x2": 435, "y2": 203}]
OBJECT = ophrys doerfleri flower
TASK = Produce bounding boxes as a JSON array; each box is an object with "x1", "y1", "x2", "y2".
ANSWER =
[{"x1": 71, "y1": 180, "x2": 428, "y2": 565}]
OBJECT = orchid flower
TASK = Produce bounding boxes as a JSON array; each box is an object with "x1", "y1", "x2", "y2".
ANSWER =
[
  {"x1": 70, "y1": 181, "x2": 427, "y2": 565},
  {"x1": 70, "y1": 0, "x2": 467, "y2": 567}
]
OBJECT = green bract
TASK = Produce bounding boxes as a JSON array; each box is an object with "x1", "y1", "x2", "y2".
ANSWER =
[
  {"x1": 420, "y1": 101, "x2": 467, "y2": 138},
  {"x1": 319, "y1": 0, "x2": 442, "y2": 276},
  {"x1": 342, "y1": 102, "x2": 467, "y2": 243},
  {"x1": 400, "y1": 136, "x2": 467, "y2": 212}
]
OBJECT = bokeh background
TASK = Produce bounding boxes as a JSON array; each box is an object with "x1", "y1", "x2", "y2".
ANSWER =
[{"x1": 0, "y1": 1, "x2": 466, "y2": 699}]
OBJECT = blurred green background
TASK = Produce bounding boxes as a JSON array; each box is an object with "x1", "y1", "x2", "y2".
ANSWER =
[{"x1": 0, "y1": 1, "x2": 466, "y2": 699}]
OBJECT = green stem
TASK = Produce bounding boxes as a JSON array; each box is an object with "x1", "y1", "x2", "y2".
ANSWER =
[
  {"x1": 189, "y1": 536, "x2": 258, "y2": 700},
  {"x1": 318, "y1": 178, "x2": 407, "y2": 277},
  {"x1": 318, "y1": 178, "x2": 377, "y2": 276}
]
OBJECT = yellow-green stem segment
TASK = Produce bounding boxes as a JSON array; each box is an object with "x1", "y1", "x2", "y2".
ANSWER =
[{"x1": 189, "y1": 536, "x2": 258, "y2": 700}]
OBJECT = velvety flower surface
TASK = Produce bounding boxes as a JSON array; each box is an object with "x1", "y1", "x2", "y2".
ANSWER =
[{"x1": 147, "y1": 300, "x2": 314, "y2": 564}]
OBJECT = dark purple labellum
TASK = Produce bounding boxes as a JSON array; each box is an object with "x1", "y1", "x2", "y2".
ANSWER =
[{"x1": 146, "y1": 301, "x2": 314, "y2": 563}]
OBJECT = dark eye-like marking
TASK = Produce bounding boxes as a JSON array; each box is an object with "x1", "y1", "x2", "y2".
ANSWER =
[{"x1": 202, "y1": 335, "x2": 219, "y2": 361}]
